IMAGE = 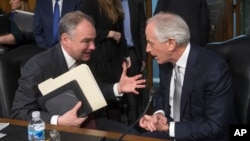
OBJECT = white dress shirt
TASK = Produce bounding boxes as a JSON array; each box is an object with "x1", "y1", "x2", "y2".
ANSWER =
[
  {"x1": 52, "y1": 0, "x2": 63, "y2": 16},
  {"x1": 154, "y1": 43, "x2": 191, "y2": 138},
  {"x1": 169, "y1": 43, "x2": 190, "y2": 137}
]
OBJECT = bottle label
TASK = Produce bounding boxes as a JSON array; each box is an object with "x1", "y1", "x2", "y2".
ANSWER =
[{"x1": 28, "y1": 130, "x2": 45, "y2": 141}]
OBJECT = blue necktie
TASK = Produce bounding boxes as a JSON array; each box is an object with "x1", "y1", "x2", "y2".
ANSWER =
[{"x1": 53, "y1": 0, "x2": 60, "y2": 44}]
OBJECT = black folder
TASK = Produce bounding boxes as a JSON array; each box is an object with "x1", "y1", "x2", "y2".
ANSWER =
[
  {"x1": 0, "y1": 14, "x2": 9, "y2": 35},
  {"x1": 38, "y1": 80, "x2": 92, "y2": 117}
]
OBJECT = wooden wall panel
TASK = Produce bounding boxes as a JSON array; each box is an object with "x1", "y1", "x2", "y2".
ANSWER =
[
  {"x1": 0, "y1": 0, "x2": 11, "y2": 12},
  {"x1": 0, "y1": 0, "x2": 36, "y2": 13},
  {"x1": 29, "y1": 0, "x2": 36, "y2": 12},
  {"x1": 145, "y1": 0, "x2": 153, "y2": 90}
]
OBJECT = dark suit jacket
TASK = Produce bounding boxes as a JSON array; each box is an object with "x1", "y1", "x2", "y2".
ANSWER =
[
  {"x1": 10, "y1": 44, "x2": 117, "y2": 123},
  {"x1": 127, "y1": 0, "x2": 147, "y2": 65},
  {"x1": 154, "y1": 44, "x2": 236, "y2": 141},
  {"x1": 154, "y1": 0, "x2": 210, "y2": 47},
  {"x1": 33, "y1": 0, "x2": 82, "y2": 48}
]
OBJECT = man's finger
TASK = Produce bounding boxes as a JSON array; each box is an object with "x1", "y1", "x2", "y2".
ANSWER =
[{"x1": 72, "y1": 101, "x2": 82, "y2": 112}]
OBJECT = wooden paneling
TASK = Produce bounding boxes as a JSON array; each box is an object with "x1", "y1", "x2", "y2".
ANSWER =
[
  {"x1": 0, "y1": 0, "x2": 11, "y2": 12},
  {"x1": 235, "y1": 0, "x2": 241, "y2": 35},
  {"x1": 29, "y1": 0, "x2": 36, "y2": 12},
  {"x1": 210, "y1": 0, "x2": 242, "y2": 42},
  {"x1": 145, "y1": 0, "x2": 153, "y2": 90},
  {"x1": 0, "y1": 0, "x2": 37, "y2": 13}
]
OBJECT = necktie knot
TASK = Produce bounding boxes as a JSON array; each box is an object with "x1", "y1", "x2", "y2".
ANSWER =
[
  {"x1": 75, "y1": 61, "x2": 82, "y2": 66},
  {"x1": 174, "y1": 65, "x2": 181, "y2": 79}
]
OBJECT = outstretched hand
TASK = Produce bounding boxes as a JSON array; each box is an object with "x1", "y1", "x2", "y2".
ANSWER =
[{"x1": 117, "y1": 61, "x2": 146, "y2": 94}]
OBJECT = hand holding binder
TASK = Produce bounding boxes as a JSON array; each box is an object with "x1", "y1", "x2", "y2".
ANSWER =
[{"x1": 38, "y1": 64, "x2": 107, "y2": 116}]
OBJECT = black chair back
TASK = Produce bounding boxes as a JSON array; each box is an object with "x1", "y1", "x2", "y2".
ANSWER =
[
  {"x1": 0, "y1": 45, "x2": 45, "y2": 118},
  {"x1": 206, "y1": 35, "x2": 250, "y2": 124}
]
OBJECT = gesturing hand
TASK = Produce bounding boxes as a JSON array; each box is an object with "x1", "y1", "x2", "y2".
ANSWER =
[{"x1": 117, "y1": 62, "x2": 146, "y2": 94}]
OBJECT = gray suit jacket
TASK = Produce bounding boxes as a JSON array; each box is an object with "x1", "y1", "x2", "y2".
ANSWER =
[{"x1": 10, "y1": 44, "x2": 116, "y2": 123}]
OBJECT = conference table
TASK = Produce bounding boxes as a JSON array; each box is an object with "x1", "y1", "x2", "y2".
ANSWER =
[{"x1": 0, "y1": 118, "x2": 168, "y2": 141}]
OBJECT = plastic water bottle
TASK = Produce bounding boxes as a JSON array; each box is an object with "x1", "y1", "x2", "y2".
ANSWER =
[{"x1": 28, "y1": 111, "x2": 45, "y2": 141}]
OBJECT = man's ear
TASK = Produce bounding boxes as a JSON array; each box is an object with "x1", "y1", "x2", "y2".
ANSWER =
[
  {"x1": 167, "y1": 39, "x2": 177, "y2": 51},
  {"x1": 60, "y1": 33, "x2": 70, "y2": 47}
]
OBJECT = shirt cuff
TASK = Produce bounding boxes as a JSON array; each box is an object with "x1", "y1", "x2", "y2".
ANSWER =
[
  {"x1": 113, "y1": 83, "x2": 123, "y2": 97},
  {"x1": 169, "y1": 122, "x2": 175, "y2": 137},
  {"x1": 153, "y1": 110, "x2": 165, "y2": 116},
  {"x1": 50, "y1": 115, "x2": 59, "y2": 125}
]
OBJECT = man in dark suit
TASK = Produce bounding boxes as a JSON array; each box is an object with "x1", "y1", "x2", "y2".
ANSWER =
[
  {"x1": 139, "y1": 12, "x2": 236, "y2": 140},
  {"x1": 154, "y1": 0, "x2": 210, "y2": 47},
  {"x1": 10, "y1": 11, "x2": 145, "y2": 133},
  {"x1": 33, "y1": 0, "x2": 82, "y2": 48},
  {"x1": 121, "y1": 0, "x2": 147, "y2": 125}
]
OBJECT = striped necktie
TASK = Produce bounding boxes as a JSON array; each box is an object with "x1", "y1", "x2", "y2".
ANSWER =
[{"x1": 173, "y1": 65, "x2": 182, "y2": 121}]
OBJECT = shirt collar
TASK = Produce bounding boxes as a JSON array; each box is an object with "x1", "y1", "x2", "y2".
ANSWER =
[
  {"x1": 61, "y1": 46, "x2": 76, "y2": 69},
  {"x1": 53, "y1": 0, "x2": 63, "y2": 12},
  {"x1": 176, "y1": 42, "x2": 190, "y2": 69}
]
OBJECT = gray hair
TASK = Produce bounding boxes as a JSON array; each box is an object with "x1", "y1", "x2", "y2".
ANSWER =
[
  {"x1": 59, "y1": 11, "x2": 94, "y2": 40},
  {"x1": 147, "y1": 12, "x2": 190, "y2": 46}
]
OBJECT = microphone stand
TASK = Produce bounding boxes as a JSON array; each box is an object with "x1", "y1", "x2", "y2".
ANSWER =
[{"x1": 117, "y1": 88, "x2": 156, "y2": 141}]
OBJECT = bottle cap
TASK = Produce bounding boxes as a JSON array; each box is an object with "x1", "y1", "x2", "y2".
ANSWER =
[{"x1": 32, "y1": 111, "x2": 40, "y2": 118}]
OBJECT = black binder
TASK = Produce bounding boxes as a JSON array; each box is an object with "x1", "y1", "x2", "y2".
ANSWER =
[
  {"x1": 0, "y1": 14, "x2": 9, "y2": 35},
  {"x1": 38, "y1": 80, "x2": 92, "y2": 117}
]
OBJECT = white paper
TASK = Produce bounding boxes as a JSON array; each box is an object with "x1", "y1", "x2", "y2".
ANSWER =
[
  {"x1": 0, "y1": 122, "x2": 9, "y2": 139},
  {"x1": 0, "y1": 133, "x2": 7, "y2": 138},
  {"x1": 0, "y1": 123, "x2": 9, "y2": 130}
]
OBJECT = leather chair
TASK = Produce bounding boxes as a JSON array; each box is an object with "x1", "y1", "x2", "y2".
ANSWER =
[
  {"x1": 206, "y1": 35, "x2": 250, "y2": 124},
  {"x1": 0, "y1": 45, "x2": 45, "y2": 118}
]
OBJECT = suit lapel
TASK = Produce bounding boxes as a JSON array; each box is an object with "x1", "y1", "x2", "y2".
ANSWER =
[
  {"x1": 180, "y1": 45, "x2": 198, "y2": 120},
  {"x1": 54, "y1": 44, "x2": 69, "y2": 73},
  {"x1": 159, "y1": 63, "x2": 173, "y2": 116},
  {"x1": 164, "y1": 63, "x2": 174, "y2": 115},
  {"x1": 43, "y1": 0, "x2": 53, "y2": 24}
]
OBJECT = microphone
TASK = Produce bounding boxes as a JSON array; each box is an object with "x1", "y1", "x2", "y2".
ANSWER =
[{"x1": 117, "y1": 87, "x2": 156, "y2": 141}]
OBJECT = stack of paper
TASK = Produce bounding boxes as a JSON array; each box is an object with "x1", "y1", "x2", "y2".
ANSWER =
[{"x1": 0, "y1": 122, "x2": 9, "y2": 138}]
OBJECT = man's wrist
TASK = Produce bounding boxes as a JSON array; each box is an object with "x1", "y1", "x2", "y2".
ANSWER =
[
  {"x1": 166, "y1": 121, "x2": 170, "y2": 134},
  {"x1": 114, "y1": 83, "x2": 123, "y2": 96},
  {"x1": 51, "y1": 115, "x2": 59, "y2": 125}
]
